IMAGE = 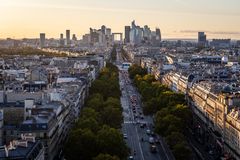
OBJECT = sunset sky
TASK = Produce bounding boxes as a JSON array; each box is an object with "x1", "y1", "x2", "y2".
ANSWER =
[{"x1": 0, "y1": 0, "x2": 240, "y2": 39}]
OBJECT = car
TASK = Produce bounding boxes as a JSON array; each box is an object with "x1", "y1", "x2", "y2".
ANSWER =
[
  {"x1": 150, "y1": 145, "x2": 157, "y2": 153},
  {"x1": 140, "y1": 124, "x2": 145, "y2": 128},
  {"x1": 128, "y1": 156, "x2": 134, "y2": 160},
  {"x1": 123, "y1": 134, "x2": 128, "y2": 139},
  {"x1": 146, "y1": 129, "x2": 151, "y2": 135},
  {"x1": 149, "y1": 137, "x2": 155, "y2": 144}
]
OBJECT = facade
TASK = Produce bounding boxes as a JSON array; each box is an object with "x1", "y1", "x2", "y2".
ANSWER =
[{"x1": 161, "y1": 71, "x2": 240, "y2": 159}]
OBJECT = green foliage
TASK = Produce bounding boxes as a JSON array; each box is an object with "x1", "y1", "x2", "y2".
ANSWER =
[
  {"x1": 166, "y1": 132, "x2": 185, "y2": 147},
  {"x1": 128, "y1": 64, "x2": 148, "y2": 79},
  {"x1": 155, "y1": 114, "x2": 183, "y2": 136},
  {"x1": 100, "y1": 105, "x2": 123, "y2": 128},
  {"x1": 0, "y1": 47, "x2": 67, "y2": 57},
  {"x1": 93, "y1": 154, "x2": 120, "y2": 160},
  {"x1": 64, "y1": 129, "x2": 98, "y2": 160},
  {"x1": 172, "y1": 142, "x2": 192, "y2": 160},
  {"x1": 97, "y1": 126, "x2": 129, "y2": 159},
  {"x1": 90, "y1": 63, "x2": 120, "y2": 100},
  {"x1": 64, "y1": 63, "x2": 128, "y2": 160}
]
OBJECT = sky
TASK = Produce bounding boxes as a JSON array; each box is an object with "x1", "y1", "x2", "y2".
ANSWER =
[{"x1": 0, "y1": 0, "x2": 240, "y2": 39}]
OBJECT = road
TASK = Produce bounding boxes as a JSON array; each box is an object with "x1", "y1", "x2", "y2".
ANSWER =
[{"x1": 116, "y1": 48, "x2": 174, "y2": 160}]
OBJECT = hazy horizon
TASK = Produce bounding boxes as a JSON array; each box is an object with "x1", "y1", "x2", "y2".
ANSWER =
[{"x1": 0, "y1": 0, "x2": 240, "y2": 39}]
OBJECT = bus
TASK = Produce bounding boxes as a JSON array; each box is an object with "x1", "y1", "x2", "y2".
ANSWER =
[{"x1": 122, "y1": 62, "x2": 132, "y2": 69}]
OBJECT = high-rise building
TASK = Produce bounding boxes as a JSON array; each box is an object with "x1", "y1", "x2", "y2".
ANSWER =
[
  {"x1": 124, "y1": 26, "x2": 131, "y2": 43},
  {"x1": 72, "y1": 34, "x2": 77, "y2": 41},
  {"x1": 198, "y1": 32, "x2": 207, "y2": 47},
  {"x1": 143, "y1": 25, "x2": 151, "y2": 40},
  {"x1": 59, "y1": 33, "x2": 65, "y2": 47},
  {"x1": 130, "y1": 20, "x2": 143, "y2": 44},
  {"x1": 106, "y1": 28, "x2": 111, "y2": 36},
  {"x1": 101, "y1": 25, "x2": 106, "y2": 35},
  {"x1": 66, "y1": 30, "x2": 71, "y2": 46},
  {"x1": 237, "y1": 40, "x2": 240, "y2": 47},
  {"x1": 40, "y1": 33, "x2": 45, "y2": 48},
  {"x1": 156, "y1": 28, "x2": 161, "y2": 41}
]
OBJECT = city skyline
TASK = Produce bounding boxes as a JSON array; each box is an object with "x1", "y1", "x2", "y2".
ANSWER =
[{"x1": 0, "y1": 0, "x2": 240, "y2": 39}]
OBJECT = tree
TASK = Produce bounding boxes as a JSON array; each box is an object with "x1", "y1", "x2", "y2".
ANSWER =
[
  {"x1": 75, "y1": 117, "x2": 100, "y2": 132},
  {"x1": 166, "y1": 132, "x2": 185, "y2": 147},
  {"x1": 171, "y1": 104, "x2": 191, "y2": 126},
  {"x1": 100, "y1": 106, "x2": 123, "y2": 129},
  {"x1": 172, "y1": 142, "x2": 192, "y2": 160},
  {"x1": 86, "y1": 94, "x2": 104, "y2": 112},
  {"x1": 143, "y1": 74, "x2": 155, "y2": 83},
  {"x1": 93, "y1": 154, "x2": 120, "y2": 160},
  {"x1": 143, "y1": 98, "x2": 159, "y2": 115},
  {"x1": 155, "y1": 114, "x2": 183, "y2": 136},
  {"x1": 97, "y1": 126, "x2": 129, "y2": 159},
  {"x1": 128, "y1": 64, "x2": 147, "y2": 79},
  {"x1": 64, "y1": 129, "x2": 98, "y2": 160},
  {"x1": 104, "y1": 97, "x2": 121, "y2": 109},
  {"x1": 80, "y1": 108, "x2": 100, "y2": 122}
]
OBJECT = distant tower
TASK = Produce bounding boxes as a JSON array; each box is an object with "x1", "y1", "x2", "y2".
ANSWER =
[
  {"x1": 101, "y1": 25, "x2": 106, "y2": 35},
  {"x1": 106, "y1": 28, "x2": 111, "y2": 36},
  {"x1": 59, "y1": 33, "x2": 65, "y2": 47},
  {"x1": 40, "y1": 33, "x2": 45, "y2": 48},
  {"x1": 72, "y1": 34, "x2": 77, "y2": 41},
  {"x1": 66, "y1": 30, "x2": 71, "y2": 46},
  {"x1": 124, "y1": 26, "x2": 131, "y2": 43},
  {"x1": 198, "y1": 32, "x2": 207, "y2": 47},
  {"x1": 156, "y1": 28, "x2": 161, "y2": 41}
]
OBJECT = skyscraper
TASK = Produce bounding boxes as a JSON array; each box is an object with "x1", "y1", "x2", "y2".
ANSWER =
[
  {"x1": 66, "y1": 30, "x2": 71, "y2": 46},
  {"x1": 72, "y1": 34, "x2": 77, "y2": 41},
  {"x1": 198, "y1": 32, "x2": 207, "y2": 47},
  {"x1": 106, "y1": 28, "x2": 111, "y2": 36},
  {"x1": 59, "y1": 33, "x2": 65, "y2": 47},
  {"x1": 143, "y1": 25, "x2": 151, "y2": 40},
  {"x1": 101, "y1": 25, "x2": 106, "y2": 35},
  {"x1": 156, "y1": 28, "x2": 161, "y2": 41},
  {"x1": 130, "y1": 20, "x2": 143, "y2": 44},
  {"x1": 124, "y1": 26, "x2": 131, "y2": 43},
  {"x1": 40, "y1": 33, "x2": 45, "y2": 48}
]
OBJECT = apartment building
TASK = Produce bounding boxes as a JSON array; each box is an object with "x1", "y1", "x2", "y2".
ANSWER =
[{"x1": 162, "y1": 71, "x2": 240, "y2": 159}]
